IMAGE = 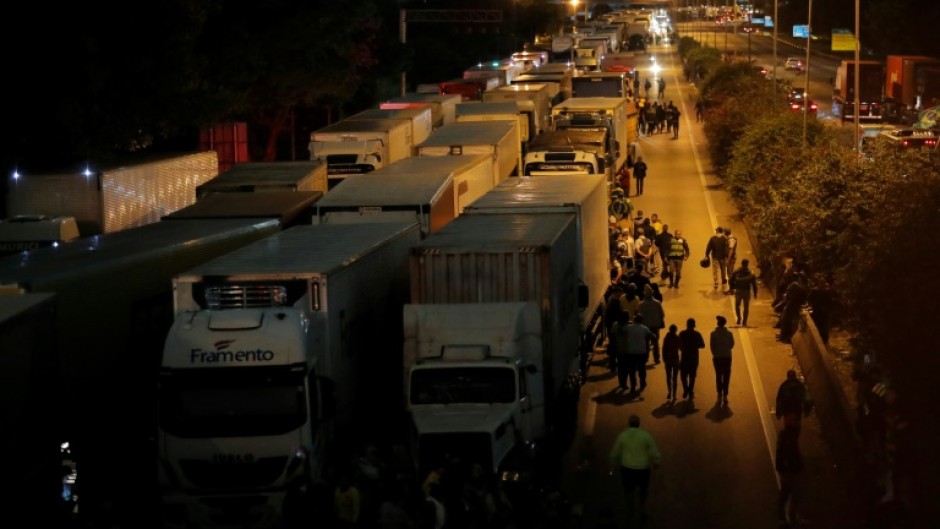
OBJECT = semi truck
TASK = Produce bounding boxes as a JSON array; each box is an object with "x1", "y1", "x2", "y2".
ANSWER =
[
  {"x1": 381, "y1": 93, "x2": 462, "y2": 128},
  {"x1": 0, "y1": 217, "x2": 282, "y2": 529},
  {"x1": 0, "y1": 214, "x2": 80, "y2": 256},
  {"x1": 551, "y1": 97, "x2": 639, "y2": 182},
  {"x1": 832, "y1": 60, "x2": 885, "y2": 123},
  {"x1": 574, "y1": 38, "x2": 608, "y2": 71},
  {"x1": 462, "y1": 174, "x2": 610, "y2": 350},
  {"x1": 347, "y1": 106, "x2": 434, "y2": 146},
  {"x1": 523, "y1": 129, "x2": 614, "y2": 180},
  {"x1": 414, "y1": 121, "x2": 521, "y2": 185},
  {"x1": 572, "y1": 71, "x2": 632, "y2": 98},
  {"x1": 404, "y1": 212, "x2": 584, "y2": 480},
  {"x1": 456, "y1": 101, "x2": 530, "y2": 145},
  {"x1": 884, "y1": 55, "x2": 940, "y2": 123},
  {"x1": 313, "y1": 155, "x2": 494, "y2": 236},
  {"x1": 4, "y1": 151, "x2": 219, "y2": 236},
  {"x1": 196, "y1": 161, "x2": 328, "y2": 199},
  {"x1": 512, "y1": 63, "x2": 577, "y2": 105},
  {"x1": 464, "y1": 60, "x2": 526, "y2": 86},
  {"x1": 482, "y1": 82, "x2": 554, "y2": 138},
  {"x1": 308, "y1": 118, "x2": 416, "y2": 188},
  {"x1": 157, "y1": 221, "x2": 422, "y2": 529}
]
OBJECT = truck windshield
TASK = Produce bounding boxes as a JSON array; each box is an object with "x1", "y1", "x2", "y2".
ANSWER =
[
  {"x1": 159, "y1": 366, "x2": 307, "y2": 438},
  {"x1": 411, "y1": 366, "x2": 516, "y2": 405}
]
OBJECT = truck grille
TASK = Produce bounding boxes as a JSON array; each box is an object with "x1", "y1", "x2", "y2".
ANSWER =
[
  {"x1": 419, "y1": 432, "x2": 494, "y2": 475},
  {"x1": 205, "y1": 285, "x2": 288, "y2": 309}
]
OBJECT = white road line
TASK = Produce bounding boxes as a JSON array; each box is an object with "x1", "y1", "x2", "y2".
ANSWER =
[{"x1": 671, "y1": 58, "x2": 782, "y2": 486}]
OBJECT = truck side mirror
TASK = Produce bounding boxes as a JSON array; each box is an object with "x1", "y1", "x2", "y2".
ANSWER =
[{"x1": 578, "y1": 284, "x2": 589, "y2": 310}]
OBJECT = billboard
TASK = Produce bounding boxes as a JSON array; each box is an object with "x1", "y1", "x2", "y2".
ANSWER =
[
  {"x1": 831, "y1": 29, "x2": 856, "y2": 51},
  {"x1": 792, "y1": 25, "x2": 809, "y2": 38}
]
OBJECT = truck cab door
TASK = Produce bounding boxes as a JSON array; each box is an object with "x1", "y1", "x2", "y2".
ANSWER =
[{"x1": 516, "y1": 366, "x2": 546, "y2": 442}]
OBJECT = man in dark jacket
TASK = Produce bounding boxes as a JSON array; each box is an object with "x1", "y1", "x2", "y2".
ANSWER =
[
  {"x1": 678, "y1": 318, "x2": 705, "y2": 400},
  {"x1": 729, "y1": 258, "x2": 758, "y2": 326},
  {"x1": 654, "y1": 225, "x2": 673, "y2": 280},
  {"x1": 633, "y1": 157, "x2": 648, "y2": 195},
  {"x1": 704, "y1": 227, "x2": 729, "y2": 290},
  {"x1": 775, "y1": 369, "x2": 813, "y2": 436}
]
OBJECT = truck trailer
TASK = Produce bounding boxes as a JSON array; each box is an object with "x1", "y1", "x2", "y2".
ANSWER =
[
  {"x1": 462, "y1": 174, "x2": 610, "y2": 348},
  {"x1": 405, "y1": 213, "x2": 584, "y2": 480},
  {"x1": 833, "y1": 60, "x2": 885, "y2": 123},
  {"x1": 381, "y1": 93, "x2": 462, "y2": 128},
  {"x1": 884, "y1": 55, "x2": 940, "y2": 123},
  {"x1": 440, "y1": 76, "x2": 501, "y2": 102},
  {"x1": 309, "y1": 118, "x2": 416, "y2": 188},
  {"x1": 482, "y1": 82, "x2": 554, "y2": 138},
  {"x1": 347, "y1": 106, "x2": 434, "y2": 146},
  {"x1": 195, "y1": 161, "x2": 328, "y2": 199},
  {"x1": 158, "y1": 222, "x2": 422, "y2": 529},
  {"x1": 415, "y1": 121, "x2": 521, "y2": 185},
  {"x1": 313, "y1": 155, "x2": 494, "y2": 236},
  {"x1": 4, "y1": 151, "x2": 219, "y2": 236},
  {"x1": 456, "y1": 101, "x2": 530, "y2": 145},
  {"x1": 0, "y1": 217, "x2": 282, "y2": 528},
  {"x1": 163, "y1": 190, "x2": 323, "y2": 229}
]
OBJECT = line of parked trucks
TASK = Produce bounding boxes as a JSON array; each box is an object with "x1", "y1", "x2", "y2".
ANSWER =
[
  {"x1": 2, "y1": 23, "x2": 649, "y2": 528},
  {"x1": 2, "y1": 160, "x2": 610, "y2": 529}
]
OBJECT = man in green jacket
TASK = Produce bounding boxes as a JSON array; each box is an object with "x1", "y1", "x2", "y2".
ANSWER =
[{"x1": 609, "y1": 414, "x2": 661, "y2": 522}]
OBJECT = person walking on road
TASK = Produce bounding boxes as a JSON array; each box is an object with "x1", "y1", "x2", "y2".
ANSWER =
[
  {"x1": 657, "y1": 77, "x2": 666, "y2": 99},
  {"x1": 620, "y1": 313, "x2": 655, "y2": 393},
  {"x1": 638, "y1": 284, "x2": 666, "y2": 364},
  {"x1": 775, "y1": 423, "x2": 804, "y2": 527},
  {"x1": 704, "y1": 227, "x2": 730, "y2": 290},
  {"x1": 678, "y1": 318, "x2": 705, "y2": 400},
  {"x1": 666, "y1": 230, "x2": 690, "y2": 289},
  {"x1": 710, "y1": 315, "x2": 734, "y2": 406},
  {"x1": 775, "y1": 369, "x2": 813, "y2": 437},
  {"x1": 729, "y1": 258, "x2": 758, "y2": 326},
  {"x1": 662, "y1": 324, "x2": 681, "y2": 402},
  {"x1": 633, "y1": 157, "x2": 647, "y2": 196},
  {"x1": 644, "y1": 78, "x2": 652, "y2": 99},
  {"x1": 609, "y1": 414, "x2": 661, "y2": 524}
]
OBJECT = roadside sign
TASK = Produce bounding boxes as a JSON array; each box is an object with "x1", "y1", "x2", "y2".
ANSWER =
[{"x1": 831, "y1": 29, "x2": 856, "y2": 51}]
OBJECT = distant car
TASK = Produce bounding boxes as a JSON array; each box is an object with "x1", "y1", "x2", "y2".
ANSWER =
[
  {"x1": 752, "y1": 64, "x2": 769, "y2": 78},
  {"x1": 787, "y1": 87, "x2": 806, "y2": 103},
  {"x1": 784, "y1": 57, "x2": 804, "y2": 71},
  {"x1": 789, "y1": 98, "x2": 818, "y2": 115}
]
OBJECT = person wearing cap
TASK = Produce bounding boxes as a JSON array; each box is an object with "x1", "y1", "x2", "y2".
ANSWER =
[
  {"x1": 709, "y1": 315, "x2": 735, "y2": 405},
  {"x1": 704, "y1": 227, "x2": 730, "y2": 290}
]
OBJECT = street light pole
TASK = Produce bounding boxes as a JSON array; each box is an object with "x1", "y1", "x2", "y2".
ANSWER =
[
  {"x1": 802, "y1": 0, "x2": 814, "y2": 148},
  {"x1": 854, "y1": 0, "x2": 861, "y2": 159},
  {"x1": 773, "y1": 0, "x2": 778, "y2": 100}
]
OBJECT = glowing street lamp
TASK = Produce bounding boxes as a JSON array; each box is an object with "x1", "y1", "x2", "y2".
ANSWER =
[{"x1": 570, "y1": 0, "x2": 579, "y2": 32}]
